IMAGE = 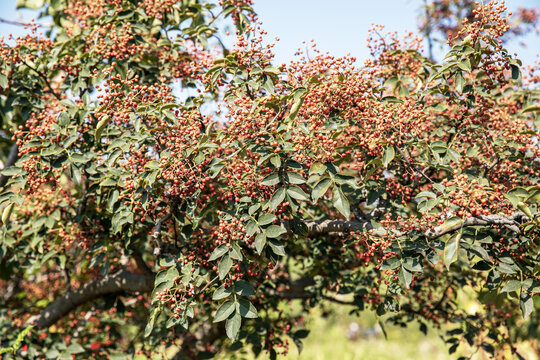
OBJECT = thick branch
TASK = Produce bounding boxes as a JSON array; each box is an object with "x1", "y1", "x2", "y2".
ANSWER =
[
  {"x1": 425, "y1": 212, "x2": 529, "y2": 239},
  {"x1": 287, "y1": 218, "x2": 391, "y2": 238},
  {"x1": 36, "y1": 269, "x2": 154, "y2": 328},
  {"x1": 292, "y1": 212, "x2": 530, "y2": 240}
]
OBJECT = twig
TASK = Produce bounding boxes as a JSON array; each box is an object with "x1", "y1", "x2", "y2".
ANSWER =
[
  {"x1": 196, "y1": 275, "x2": 219, "y2": 296},
  {"x1": 0, "y1": 17, "x2": 36, "y2": 27},
  {"x1": 20, "y1": 59, "x2": 62, "y2": 101}
]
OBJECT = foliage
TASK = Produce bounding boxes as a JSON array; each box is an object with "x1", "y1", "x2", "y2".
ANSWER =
[{"x1": 0, "y1": 0, "x2": 539, "y2": 359}]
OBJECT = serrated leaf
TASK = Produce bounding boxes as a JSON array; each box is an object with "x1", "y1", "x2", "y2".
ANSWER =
[
  {"x1": 501, "y1": 280, "x2": 521, "y2": 293},
  {"x1": 94, "y1": 115, "x2": 110, "y2": 142},
  {"x1": 209, "y1": 244, "x2": 228, "y2": 261},
  {"x1": 245, "y1": 220, "x2": 258, "y2": 236},
  {"x1": 266, "y1": 225, "x2": 286, "y2": 238},
  {"x1": 309, "y1": 163, "x2": 326, "y2": 175},
  {"x1": 382, "y1": 146, "x2": 395, "y2": 167},
  {"x1": 440, "y1": 216, "x2": 464, "y2": 232},
  {"x1": 238, "y1": 298, "x2": 258, "y2": 318},
  {"x1": 415, "y1": 191, "x2": 436, "y2": 199},
  {"x1": 268, "y1": 238, "x2": 286, "y2": 256},
  {"x1": 258, "y1": 213, "x2": 277, "y2": 226},
  {"x1": 270, "y1": 155, "x2": 281, "y2": 168},
  {"x1": 0, "y1": 167, "x2": 23, "y2": 177},
  {"x1": 144, "y1": 307, "x2": 160, "y2": 337},
  {"x1": 261, "y1": 173, "x2": 280, "y2": 186},
  {"x1": 225, "y1": 312, "x2": 241, "y2": 340},
  {"x1": 520, "y1": 293, "x2": 533, "y2": 319},
  {"x1": 214, "y1": 300, "x2": 235, "y2": 322},
  {"x1": 399, "y1": 265, "x2": 412, "y2": 288},
  {"x1": 286, "y1": 172, "x2": 305, "y2": 184},
  {"x1": 334, "y1": 174, "x2": 357, "y2": 188},
  {"x1": 333, "y1": 186, "x2": 350, "y2": 219},
  {"x1": 270, "y1": 187, "x2": 286, "y2": 211},
  {"x1": 229, "y1": 243, "x2": 243, "y2": 261},
  {"x1": 212, "y1": 285, "x2": 233, "y2": 300},
  {"x1": 218, "y1": 254, "x2": 233, "y2": 280},
  {"x1": 444, "y1": 232, "x2": 460, "y2": 269},
  {"x1": 287, "y1": 185, "x2": 309, "y2": 201},
  {"x1": 254, "y1": 233, "x2": 266, "y2": 254},
  {"x1": 234, "y1": 280, "x2": 255, "y2": 296},
  {"x1": 312, "y1": 178, "x2": 332, "y2": 201}
]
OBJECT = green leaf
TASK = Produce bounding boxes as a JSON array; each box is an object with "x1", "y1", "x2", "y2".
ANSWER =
[
  {"x1": 444, "y1": 232, "x2": 460, "y2": 269},
  {"x1": 312, "y1": 178, "x2": 332, "y2": 201},
  {"x1": 520, "y1": 293, "x2": 533, "y2": 319},
  {"x1": 229, "y1": 243, "x2": 243, "y2": 261},
  {"x1": 0, "y1": 74, "x2": 7, "y2": 89},
  {"x1": 382, "y1": 146, "x2": 395, "y2": 167},
  {"x1": 212, "y1": 285, "x2": 233, "y2": 300},
  {"x1": 261, "y1": 173, "x2": 280, "y2": 186},
  {"x1": 144, "y1": 307, "x2": 160, "y2": 337},
  {"x1": 266, "y1": 225, "x2": 286, "y2": 238},
  {"x1": 511, "y1": 64, "x2": 520, "y2": 80},
  {"x1": 238, "y1": 298, "x2": 258, "y2": 318},
  {"x1": 334, "y1": 174, "x2": 357, "y2": 188},
  {"x1": 234, "y1": 280, "x2": 255, "y2": 296},
  {"x1": 270, "y1": 187, "x2": 286, "y2": 211},
  {"x1": 333, "y1": 186, "x2": 350, "y2": 219},
  {"x1": 287, "y1": 89, "x2": 307, "y2": 121},
  {"x1": 399, "y1": 265, "x2": 412, "y2": 288},
  {"x1": 155, "y1": 266, "x2": 179, "y2": 286},
  {"x1": 309, "y1": 163, "x2": 327, "y2": 175},
  {"x1": 209, "y1": 244, "x2": 228, "y2": 261},
  {"x1": 225, "y1": 312, "x2": 241, "y2": 340},
  {"x1": 218, "y1": 254, "x2": 233, "y2": 280},
  {"x1": 254, "y1": 232, "x2": 266, "y2": 254},
  {"x1": 415, "y1": 191, "x2": 436, "y2": 199},
  {"x1": 440, "y1": 216, "x2": 464, "y2": 232},
  {"x1": 287, "y1": 185, "x2": 309, "y2": 201},
  {"x1": 522, "y1": 104, "x2": 540, "y2": 114},
  {"x1": 94, "y1": 115, "x2": 110, "y2": 142},
  {"x1": 16, "y1": 0, "x2": 44, "y2": 9},
  {"x1": 454, "y1": 71, "x2": 465, "y2": 93},
  {"x1": 245, "y1": 220, "x2": 258, "y2": 236},
  {"x1": 214, "y1": 300, "x2": 235, "y2": 322},
  {"x1": 286, "y1": 172, "x2": 305, "y2": 184},
  {"x1": 0, "y1": 167, "x2": 23, "y2": 177},
  {"x1": 457, "y1": 59, "x2": 471, "y2": 72},
  {"x1": 268, "y1": 238, "x2": 286, "y2": 256},
  {"x1": 66, "y1": 343, "x2": 85, "y2": 354},
  {"x1": 270, "y1": 155, "x2": 281, "y2": 168},
  {"x1": 501, "y1": 280, "x2": 521, "y2": 294},
  {"x1": 258, "y1": 213, "x2": 277, "y2": 226}
]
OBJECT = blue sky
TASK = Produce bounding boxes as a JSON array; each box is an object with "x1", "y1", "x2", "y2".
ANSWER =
[{"x1": 0, "y1": 0, "x2": 538, "y2": 66}]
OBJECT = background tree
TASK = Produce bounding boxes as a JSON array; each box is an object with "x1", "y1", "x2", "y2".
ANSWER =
[
  {"x1": 418, "y1": 0, "x2": 539, "y2": 59},
  {"x1": 0, "y1": 0, "x2": 539, "y2": 359}
]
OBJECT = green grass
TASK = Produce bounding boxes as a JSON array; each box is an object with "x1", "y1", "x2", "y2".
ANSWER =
[
  {"x1": 281, "y1": 307, "x2": 451, "y2": 360},
  {"x1": 214, "y1": 296, "x2": 539, "y2": 360}
]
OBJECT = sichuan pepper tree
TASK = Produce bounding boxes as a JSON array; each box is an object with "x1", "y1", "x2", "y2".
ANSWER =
[{"x1": 0, "y1": 0, "x2": 540, "y2": 359}]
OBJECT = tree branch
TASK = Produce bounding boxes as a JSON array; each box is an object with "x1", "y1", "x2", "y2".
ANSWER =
[
  {"x1": 35, "y1": 269, "x2": 154, "y2": 329},
  {"x1": 287, "y1": 212, "x2": 531, "y2": 240},
  {"x1": 0, "y1": 17, "x2": 35, "y2": 27},
  {"x1": 425, "y1": 212, "x2": 530, "y2": 239}
]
